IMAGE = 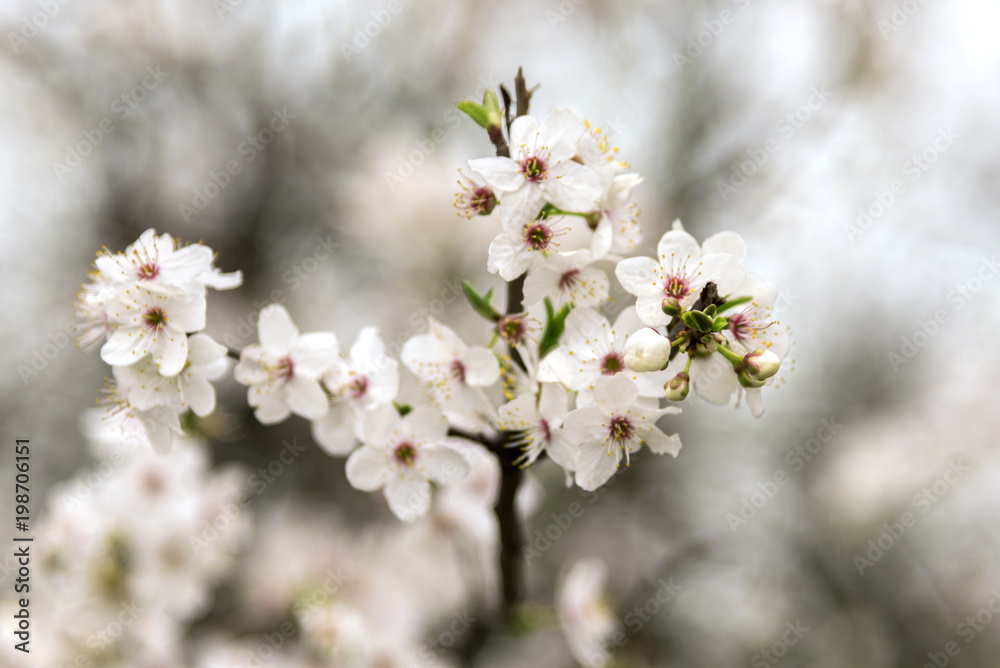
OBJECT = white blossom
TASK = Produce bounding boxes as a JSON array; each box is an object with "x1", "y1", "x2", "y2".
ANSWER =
[{"x1": 234, "y1": 304, "x2": 338, "y2": 424}]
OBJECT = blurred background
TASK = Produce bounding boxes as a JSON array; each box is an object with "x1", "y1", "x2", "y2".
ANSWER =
[{"x1": 1, "y1": 0, "x2": 999, "y2": 666}]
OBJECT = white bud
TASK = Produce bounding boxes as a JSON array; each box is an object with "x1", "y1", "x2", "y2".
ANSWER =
[
  {"x1": 743, "y1": 348, "x2": 781, "y2": 380},
  {"x1": 623, "y1": 329, "x2": 672, "y2": 372}
]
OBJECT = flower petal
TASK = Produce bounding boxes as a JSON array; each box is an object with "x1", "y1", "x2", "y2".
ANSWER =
[
  {"x1": 461, "y1": 346, "x2": 501, "y2": 387},
  {"x1": 422, "y1": 446, "x2": 469, "y2": 485},
  {"x1": 384, "y1": 476, "x2": 431, "y2": 522},
  {"x1": 285, "y1": 376, "x2": 329, "y2": 419},
  {"x1": 258, "y1": 304, "x2": 298, "y2": 353},
  {"x1": 345, "y1": 445, "x2": 390, "y2": 491},
  {"x1": 468, "y1": 157, "x2": 524, "y2": 192},
  {"x1": 614, "y1": 257, "x2": 661, "y2": 296}
]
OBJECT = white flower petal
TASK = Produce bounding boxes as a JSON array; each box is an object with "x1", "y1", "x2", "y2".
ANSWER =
[
  {"x1": 290, "y1": 332, "x2": 339, "y2": 377},
  {"x1": 698, "y1": 253, "x2": 747, "y2": 296},
  {"x1": 422, "y1": 446, "x2": 469, "y2": 485},
  {"x1": 312, "y1": 405, "x2": 357, "y2": 456},
  {"x1": 614, "y1": 256, "x2": 661, "y2": 296},
  {"x1": 575, "y1": 442, "x2": 620, "y2": 491},
  {"x1": 258, "y1": 304, "x2": 298, "y2": 353},
  {"x1": 285, "y1": 376, "x2": 329, "y2": 419},
  {"x1": 656, "y1": 229, "x2": 700, "y2": 264},
  {"x1": 468, "y1": 157, "x2": 524, "y2": 192},
  {"x1": 384, "y1": 476, "x2": 431, "y2": 522},
  {"x1": 345, "y1": 445, "x2": 389, "y2": 491},
  {"x1": 462, "y1": 347, "x2": 501, "y2": 387},
  {"x1": 701, "y1": 231, "x2": 747, "y2": 260}
]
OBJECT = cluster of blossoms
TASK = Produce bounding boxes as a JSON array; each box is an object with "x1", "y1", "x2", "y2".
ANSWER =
[
  {"x1": 75, "y1": 229, "x2": 242, "y2": 452},
  {"x1": 0, "y1": 416, "x2": 250, "y2": 668},
  {"x1": 74, "y1": 96, "x2": 790, "y2": 524}
]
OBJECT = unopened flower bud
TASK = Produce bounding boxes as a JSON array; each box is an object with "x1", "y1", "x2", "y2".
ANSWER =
[
  {"x1": 664, "y1": 372, "x2": 690, "y2": 401},
  {"x1": 624, "y1": 328, "x2": 672, "y2": 372},
  {"x1": 661, "y1": 297, "x2": 682, "y2": 317},
  {"x1": 737, "y1": 368, "x2": 768, "y2": 388},
  {"x1": 742, "y1": 348, "x2": 781, "y2": 380}
]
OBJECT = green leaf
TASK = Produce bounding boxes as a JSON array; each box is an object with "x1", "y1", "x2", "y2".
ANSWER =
[
  {"x1": 463, "y1": 280, "x2": 500, "y2": 321},
  {"x1": 538, "y1": 298, "x2": 573, "y2": 359},
  {"x1": 394, "y1": 402, "x2": 412, "y2": 416},
  {"x1": 681, "y1": 310, "x2": 714, "y2": 334},
  {"x1": 455, "y1": 100, "x2": 490, "y2": 129},
  {"x1": 712, "y1": 316, "x2": 729, "y2": 332}
]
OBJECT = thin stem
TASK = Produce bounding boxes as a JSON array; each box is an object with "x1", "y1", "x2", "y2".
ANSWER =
[
  {"x1": 716, "y1": 342, "x2": 744, "y2": 367},
  {"x1": 717, "y1": 295, "x2": 752, "y2": 313}
]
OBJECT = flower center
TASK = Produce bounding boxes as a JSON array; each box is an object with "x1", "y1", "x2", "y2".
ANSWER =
[
  {"x1": 348, "y1": 376, "x2": 369, "y2": 399},
  {"x1": 394, "y1": 442, "x2": 417, "y2": 467},
  {"x1": 664, "y1": 273, "x2": 691, "y2": 300},
  {"x1": 450, "y1": 359, "x2": 466, "y2": 384},
  {"x1": 523, "y1": 221, "x2": 555, "y2": 252},
  {"x1": 558, "y1": 269, "x2": 581, "y2": 291},
  {"x1": 137, "y1": 262, "x2": 159, "y2": 280},
  {"x1": 608, "y1": 415, "x2": 634, "y2": 444},
  {"x1": 277, "y1": 356, "x2": 294, "y2": 380},
  {"x1": 142, "y1": 307, "x2": 167, "y2": 330},
  {"x1": 729, "y1": 313, "x2": 751, "y2": 342},
  {"x1": 519, "y1": 155, "x2": 547, "y2": 182},
  {"x1": 498, "y1": 314, "x2": 528, "y2": 346},
  {"x1": 600, "y1": 352, "x2": 625, "y2": 375},
  {"x1": 539, "y1": 418, "x2": 552, "y2": 442}
]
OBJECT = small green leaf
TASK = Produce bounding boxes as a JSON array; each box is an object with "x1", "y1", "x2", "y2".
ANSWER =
[
  {"x1": 455, "y1": 100, "x2": 490, "y2": 129},
  {"x1": 538, "y1": 298, "x2": 573, "y2": 359},
  {"x1": 463, "y1": 280, "x2": 500, "y2": 321},
  {"x1": 681, "y1": 310, "x2": 714, "y2": 334},
  {"x1": 394, "y1": 402, "x2": 413, "y2": 416},
  {"x1": 712, "y1": 316, "x2": 729, "y2": 332}
]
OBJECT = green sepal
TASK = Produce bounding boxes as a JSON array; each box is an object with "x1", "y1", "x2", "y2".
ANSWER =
[
  {"x1": 681, "y1": 310, "x2": 714, "y2": 334},
  {"x1": 455, "y1": 100, "x2": 490, "y2": 129},
  {"x1": 712, "y1": 316, "x2": 729, "y2": 332},
  {"x1": 394, "y1": 402, "x2": 413, "y2": 416},
  {"x1": 463, "y1": 280, "x2": 500, "y2": 321},
  {"x1": 538, "y1": 298, "x2": 572, "y2": 359}
]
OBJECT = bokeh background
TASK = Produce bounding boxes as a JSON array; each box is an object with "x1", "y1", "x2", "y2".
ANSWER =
[{"x1": 2, "y1": 0, "x2": 1000, "y2": 666}]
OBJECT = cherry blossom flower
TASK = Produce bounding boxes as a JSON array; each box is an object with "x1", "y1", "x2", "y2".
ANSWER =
[
  {"x1": 100, "y1": 375, "x2": 184, "y2": 453},
  {"x1": 453, "y1": 170, "x2": 497, "y2": 218},
  {"x1": 100, "y1": 285, "x2": 207, "y2": 376},
  {"x1": 615, "y1": 225, "x2": 747, "y2": 327},
  {"x1": 469, "y1": 109, "x2": 603, "y2": 227},
  {"x1": 498, "y1": 382, "x2": 576, "y2": 471},
  {"x1": 95, "y1": 228, "x2": 242, "y2": 296},
  {"x1": 311, "y1": 327, "x2": 400, "y2": 456},
  {"x1": 234, "y1": 304, "x2": 338, "y2": 424},
  {"x1": 114, "y1": 333, "x2": 230, "y2": 417},
  {"x1": 402, "y1": 318, "x2": 500, "y2": 419},
  {"x1": 522, "y1": 249, "x2": 610, "y2": 309},
  {"x1": 540, "y1": 306, "x2": 669, "y2": 398},
  {"x1": 345, "y1": 405, "x2": 469, "y2": 522},
  {"x1": 564, "y1": 374, "x2": 681, "y2": 491}
]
